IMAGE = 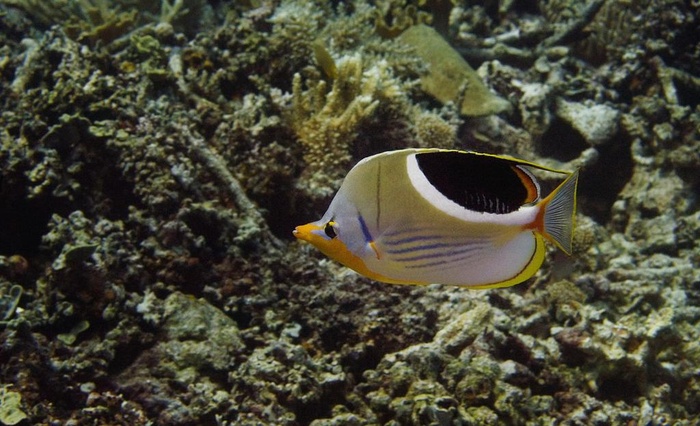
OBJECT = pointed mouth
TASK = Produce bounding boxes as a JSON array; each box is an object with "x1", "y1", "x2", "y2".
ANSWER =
[
  {"x1": 293, "y1": 224, "x2": 313, "y2": 242},
  {"x1": 292, "y1": 222, "x2": 319, "y2": 243}
]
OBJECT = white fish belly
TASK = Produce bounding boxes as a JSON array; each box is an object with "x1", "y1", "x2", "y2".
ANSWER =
[{"x1": 368, "y1": 227, "x2": 537, "y2": 286}]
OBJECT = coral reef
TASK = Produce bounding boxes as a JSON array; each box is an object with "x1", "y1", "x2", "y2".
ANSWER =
[
  {"x1": 0, "y1": 0, "x2": 699, "y2": 424},
  {"x1": 0, "y1": 0, "x2": 214, "y2": 41}
]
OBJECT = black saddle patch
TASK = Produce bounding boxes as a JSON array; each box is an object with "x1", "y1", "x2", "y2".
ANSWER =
[{"x1": 415, "y1": 152, "x2": 529, "y2": 214}]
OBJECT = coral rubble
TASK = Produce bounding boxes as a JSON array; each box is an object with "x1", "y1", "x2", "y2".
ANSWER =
[{"x1": 0, "y1": 0, "x2": 699, "y2": 424}]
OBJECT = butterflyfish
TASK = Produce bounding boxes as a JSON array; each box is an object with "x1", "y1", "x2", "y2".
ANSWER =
[{"x1": 293, "y1": 148, "x2": 579, "y2": 289}]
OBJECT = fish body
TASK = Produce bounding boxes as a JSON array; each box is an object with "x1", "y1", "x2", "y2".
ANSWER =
[{"x1": 293, "y1": 148, "x2": 579, "y2": 288}]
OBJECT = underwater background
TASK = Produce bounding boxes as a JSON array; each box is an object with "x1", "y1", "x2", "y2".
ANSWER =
[{"x1": 0, "y1": 0, "x2": 699, "y2": 424}]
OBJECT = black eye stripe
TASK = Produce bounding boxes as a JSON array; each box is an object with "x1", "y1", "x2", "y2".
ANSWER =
[{"x1": 324, "y1": 222, "x2": 337, "y2": 239}]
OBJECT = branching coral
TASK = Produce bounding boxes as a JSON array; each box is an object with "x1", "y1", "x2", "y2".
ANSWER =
[
  {"x1": 159, "y1": 0, "x2": 185, "y2": 24},
  {"x1": 0, "y1": 0, "x2": 137, "y2": 44},
  {"x1": 373, "y1": 0, "x2": 432, "y2": 39},
  {"x1": 456, "y1": 0, "x2": 606, "y2": 68},
  {"x1": 289, "y1": 54, "x2": 402, "y2": 197},
  {"x1": 0, "y1": 0, "x2": 209, "y2": 44}
]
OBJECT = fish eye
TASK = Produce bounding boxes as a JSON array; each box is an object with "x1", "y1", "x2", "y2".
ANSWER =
[{"x1": 324, "y1": 221, "x2": 337, "y2": 239}]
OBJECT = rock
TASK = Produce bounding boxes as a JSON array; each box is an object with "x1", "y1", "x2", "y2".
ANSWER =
[{"x1": 556, "y1": 98, "x2": 620, "y2": 146}]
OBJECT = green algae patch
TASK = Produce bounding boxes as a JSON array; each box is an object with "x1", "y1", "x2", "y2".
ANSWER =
[
  {"x1": 0, "y1": 386, "x2": 27, "y2": 426},
  {"x1": 398, "y1": 25, "x2": 511, "y2": 117},
  {"x1": 56, "y1": 320, "x2": 90, "y2": 346}
]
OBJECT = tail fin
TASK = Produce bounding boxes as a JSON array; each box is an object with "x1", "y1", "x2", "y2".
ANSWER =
[{"x1": 541, "y1": 169, "x2": 579, "y2": 255}]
